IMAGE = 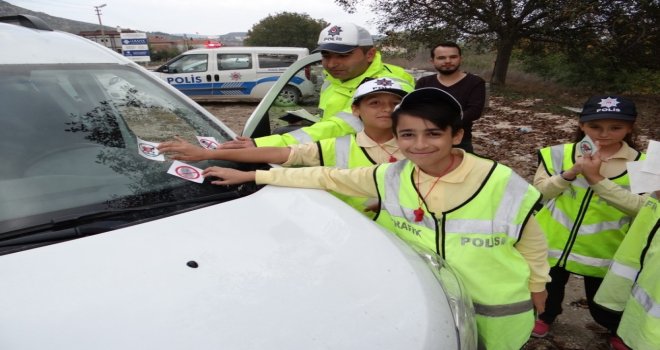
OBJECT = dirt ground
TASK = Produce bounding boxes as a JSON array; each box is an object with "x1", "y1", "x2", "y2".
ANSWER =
[{"x1": 200, "y1": 97, "x2": 655, "y2": 350}]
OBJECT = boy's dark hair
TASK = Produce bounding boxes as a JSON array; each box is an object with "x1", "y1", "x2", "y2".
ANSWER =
[
  {"x1": 430, "y1": 42, "x2": 462, "y2": 58},
  {"x1": 391, "y1": 103, "x2": 463, "y2": 136},
  {"x1": 390, "y1": 88, "x2": 463, "y2": 135}
]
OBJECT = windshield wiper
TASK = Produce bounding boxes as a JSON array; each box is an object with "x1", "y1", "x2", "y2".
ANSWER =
[{"x1": 0, "y1": 190, "x2": 243, "y2": 247}]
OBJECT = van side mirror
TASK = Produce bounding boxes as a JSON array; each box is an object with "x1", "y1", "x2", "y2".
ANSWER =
[{"x1": 156, "y1": 65, "x2": 169, "y2": 73}]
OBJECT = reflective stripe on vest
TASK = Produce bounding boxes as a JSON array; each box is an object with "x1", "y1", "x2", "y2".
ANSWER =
[
  {"x1": 537, "y1": 143, "x2": 644, "y2": 276},
  {"x1": 443, "y1": 173, "x2": 531, "y2": 239},
  {"x1": 544, "y1": 144, "x2": 634, "y2": 190},
  {"x1": 609, "y1": 261, "x2": 639, "y2": 282},
  {"x1": 474, "y1": 299, "x2": 533, "y2": 317},
  {"x1": 384, "y1": 162, "x2": 528, "y2": 240},
  {"x1": 376, "y1": 158, "x2": 540, "y2": 349},
  {"x1": 318, "y1": 134, "x2": 374, "y2": 170},
  {"x1": 594, "y1": 198, "x2": 659, "y2": 314},
  {"x1": 544, "y1": 201, "x2": 632, "y2": 235},
  {"x1": 334, "y1": 135, "x2": 351, "y2": 169},
  {"x1": 287, "y1": 128, "x2": 314, "y2": 144},
  {"x1": 317, "y1": 134, "x2": 379, "y2": 218},
  {"x1": 549, "y1": 144, "x2": 564, "y2": 177},
  {"x1": 381, "y1": 159, "x2": 538, "y2": 244},
  {"x1": 632, "y1": 283, "x2": 660, "y2": 318},
  {"x1": 286, "y1": 112, "x2": 363, "y2": 144},
  {"x1": 334, "y1": 111, "x2": 364, "y2": 132},
  {"x1": 382, "y1": 161, "x2": 436, "y2": 229},
  {"x1": 548, "y1": 249, "x2": 612, "y2": 268}
]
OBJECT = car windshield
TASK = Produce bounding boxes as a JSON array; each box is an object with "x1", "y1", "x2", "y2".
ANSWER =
[{"x1": 0, "y1": 64, "x2": 260, "y2": 237}]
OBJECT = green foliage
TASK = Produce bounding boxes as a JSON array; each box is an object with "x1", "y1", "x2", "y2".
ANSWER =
[
  {"x1": 335, "y1": 0, "x2": 659, "y2": 92},
  {"x1": 516, "y1": 0, "x2": 659, "y2": 94},
  {"x1": 518, "y1": 49, "x2": 660, "y2": 94},
  {"x1": 148, "y1": 46, "x2": 182, "y2": 63},
  {"x1": 244, "y1": 12, "x2": 328, "y2": 51},
  {"x1": 336, "y1": 0, "x2": 596, "y2": 85}
]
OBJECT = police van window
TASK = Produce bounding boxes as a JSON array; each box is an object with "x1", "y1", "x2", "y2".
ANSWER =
[
  {"x1": 167, "y1": 54, "x2": 207, "y2": 74},
  {"x1": 257, "y1": 54, "x2": 298, "y2": 69},
  {"x1": 217, "y1": 54, "x2": 252, "y2": 70}
]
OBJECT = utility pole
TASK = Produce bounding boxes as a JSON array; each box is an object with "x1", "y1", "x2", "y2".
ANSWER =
[{"x1": 94, "y1": 4, "x2": 107, "y2": 47}]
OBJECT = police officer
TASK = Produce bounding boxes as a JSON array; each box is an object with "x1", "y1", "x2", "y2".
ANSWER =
[{"x1": 221, "y1": 22, "x2": 414, "y2": 149}]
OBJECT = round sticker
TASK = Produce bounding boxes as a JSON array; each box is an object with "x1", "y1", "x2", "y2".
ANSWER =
[
  {"x1": 580, "y1": 141, "x2": 594, "y2": 154},
  {"x1": 175, "y1": 165, "x2": 201, "y2": 179}
]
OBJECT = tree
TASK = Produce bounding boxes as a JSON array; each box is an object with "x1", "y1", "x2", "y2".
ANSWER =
[
  {"x1": 244, "y1": 12, "x2": 328, "y2": 52},
  {"x1": 335, "y1": 0, "x2": 608, "y2": 86},
  {"x1": 518, "y1": 0, "x2": 659, "y2": 93}
]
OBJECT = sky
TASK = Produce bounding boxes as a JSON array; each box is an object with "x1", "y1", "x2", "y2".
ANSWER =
[{"x1": 8, "y1": 0, "x2": 378, "y2": 36}]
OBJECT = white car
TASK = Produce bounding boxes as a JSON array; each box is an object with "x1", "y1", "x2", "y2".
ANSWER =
[{"x1": 0, "y1": 14, "x2": 477, "y2": 350}]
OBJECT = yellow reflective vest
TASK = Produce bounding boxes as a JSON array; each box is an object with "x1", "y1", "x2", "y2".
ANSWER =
[
  {"x1": 595, "y1": 197, "x2": 660, "y2": 350},
  {"x1": 254, "y1": 52, "x2": 414, "y2": 147},
  {"x1": 374, "y1": 158, "x2": 542, "y2": 350},
  {"x1": 317, "y1": 134, "x2": 386, "y2": 218},
  {"x1": 536, "y1": 143, "x2": 645, "y2": 277}
]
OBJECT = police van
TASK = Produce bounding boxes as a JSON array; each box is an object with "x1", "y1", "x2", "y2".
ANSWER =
[{"x1": 153, "y1": 46, "x2": 314, "y2": 106}]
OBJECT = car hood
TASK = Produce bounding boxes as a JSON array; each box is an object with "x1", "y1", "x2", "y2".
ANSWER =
[{"x1": 0, "y1": 186, "x2": 457, "y2": 349}]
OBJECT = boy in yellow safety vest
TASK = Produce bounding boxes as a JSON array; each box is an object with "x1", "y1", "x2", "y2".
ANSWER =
[{"x1": 195, "y1": 88, "x2": 551, "y2": 350}]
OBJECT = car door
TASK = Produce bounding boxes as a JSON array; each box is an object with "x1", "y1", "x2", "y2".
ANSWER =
[
  {"x1": 214, "y1": 52, "x2": 256, "y2": 97},
  {"x1": 154, "y1": 53, "x2": 214, "y2": 96},
  {"x1": 242, "y1": 53, "x2": 324, "y2": 138}
]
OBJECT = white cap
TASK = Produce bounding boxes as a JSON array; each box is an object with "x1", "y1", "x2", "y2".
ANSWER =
[
  {"x1": 313, "y1": 22, "x2": 373, "y2": 53},
  {"x1": 352, "y1": 78, "x2": 408, "y2": 104}
]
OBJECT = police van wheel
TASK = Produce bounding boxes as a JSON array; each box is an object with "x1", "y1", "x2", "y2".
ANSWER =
[{"x1": 274, "y1": 86, "x2": 300, "y2": 107}]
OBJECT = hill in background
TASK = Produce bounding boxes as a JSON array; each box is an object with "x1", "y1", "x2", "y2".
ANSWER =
[{"x1": 0, "y1": 0, "x2": 246, "y2": 44}]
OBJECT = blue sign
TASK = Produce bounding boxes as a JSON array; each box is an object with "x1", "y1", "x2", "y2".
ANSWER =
[
  {"x1": 121, "y1": 38, "x2": 148, "y2": 45},
  {"x1": 123, "y1": 50, "x2": 150, "y2": 56}
]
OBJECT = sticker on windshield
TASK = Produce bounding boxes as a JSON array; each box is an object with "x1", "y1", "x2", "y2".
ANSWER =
[
  {"x1": 137, "y1": 138, "x2": 165, "y2": 161},
  {"x1": 167, "y1": 160, "x2": 205, "y2": 183},
  {"x1": 197, "y1": 136, "x2": 219, "y2": 150}
]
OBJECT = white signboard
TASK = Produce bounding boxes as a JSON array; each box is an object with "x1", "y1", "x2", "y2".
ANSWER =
[{"x1": 121, "y1": 32, "x2": 151, "y2": 62}]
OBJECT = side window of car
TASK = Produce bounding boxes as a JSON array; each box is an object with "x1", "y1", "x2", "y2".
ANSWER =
[
  {"x1": 167, "y1": 54, "x2": 208, "y2": 74},
  {"x1": 257, "y1": 54, "x2": 298, "y2": 69},
  {"x1": 217, "y1": 54, "x2": 252, "y2": 70}
]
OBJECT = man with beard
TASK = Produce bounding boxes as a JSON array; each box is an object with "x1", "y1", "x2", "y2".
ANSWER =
[{"x1": 415, "y1": 42, "x2": 486, "y2": 152}]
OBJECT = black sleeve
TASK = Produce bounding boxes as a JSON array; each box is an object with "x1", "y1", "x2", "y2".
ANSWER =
[{"x1": 461, "y1": 76, "x2": 486, "y2": 123}]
